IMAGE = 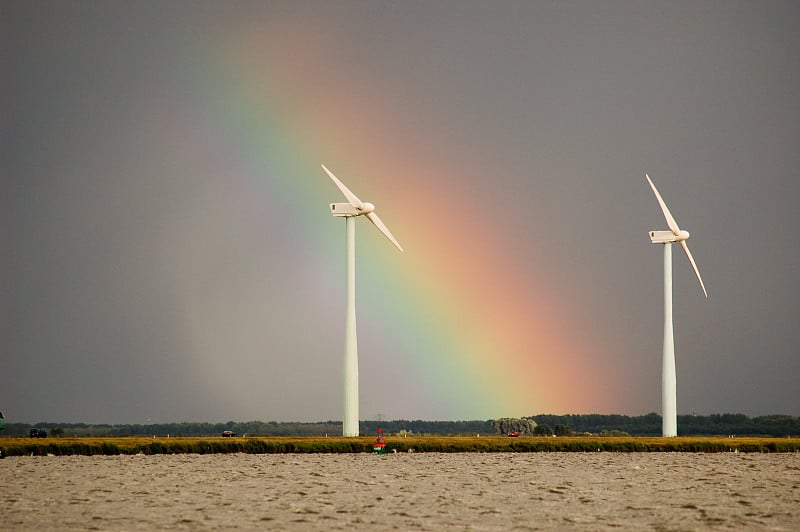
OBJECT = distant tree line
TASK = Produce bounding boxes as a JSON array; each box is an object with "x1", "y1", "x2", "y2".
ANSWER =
[
  {"x1": 527, "y1": 413, "x2": 800, "y2": 437},
  {"x1": 2, "y1": 419, "x2": 492, "y2": 438},
  {"x1": 3, "y1": 413, "x2": 798, "y2": 437}
]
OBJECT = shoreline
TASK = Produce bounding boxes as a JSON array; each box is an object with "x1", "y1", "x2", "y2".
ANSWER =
[{"x1": 2, "y1": 435, "x2": 798, "y2": 456}]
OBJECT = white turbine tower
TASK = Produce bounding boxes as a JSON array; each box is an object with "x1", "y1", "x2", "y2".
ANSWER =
[
  {"x1": 645, "y1": 174, "x2": 707, "y2": 437},
  {"x1": 323, "y1": 164, "x2": 403, "y2": 437}
]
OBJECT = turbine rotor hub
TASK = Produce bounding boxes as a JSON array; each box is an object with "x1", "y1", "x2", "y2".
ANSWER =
[{"x1": 357, "y1": 202, "x2": 375, "y2": 214}]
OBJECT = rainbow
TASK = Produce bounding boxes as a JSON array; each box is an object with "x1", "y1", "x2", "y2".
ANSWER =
[{"x1": 169, "y1": 16, "x2": 625, "y2": 420}]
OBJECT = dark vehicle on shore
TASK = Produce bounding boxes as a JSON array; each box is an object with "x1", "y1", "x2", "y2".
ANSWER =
[
  {"x1": 221, "y1": 431, "x2": 237, "y2": 437},
  {"x1": 29, "y1": 428, "x2": 47, "y2": 438}
]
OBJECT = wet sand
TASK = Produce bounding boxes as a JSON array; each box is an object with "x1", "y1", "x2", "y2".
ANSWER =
[{"x1": 2, "y1": 452, "x2": 798, "y2": 530}]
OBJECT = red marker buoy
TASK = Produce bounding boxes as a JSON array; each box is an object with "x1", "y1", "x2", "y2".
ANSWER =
[{"x1": 373, "y1": 427, "x2": 386, "y2": 454}]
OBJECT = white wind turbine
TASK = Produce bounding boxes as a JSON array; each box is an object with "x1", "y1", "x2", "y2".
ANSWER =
[
  {"x1": 322, "y1": 164, "x2": 403, "y2": 437},
  {"x1": 645, "y1": 174, "x2": 707, "y2": 437}
]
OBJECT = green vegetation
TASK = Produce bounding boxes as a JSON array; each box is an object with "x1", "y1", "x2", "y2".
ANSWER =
[
  {"x1": 528, "y1": 413, "x2": 800, "y2": 436},
  {"x1": 1, "y1": 435, "x2": 798, "y2": 457},
  {"x1": 491, "y1": 417, "x2": 538, "y2": 435},
  {"x1": 0, "y1": 436, "x2": 372, "y2": 457},
  {"x1": 1, "y1": 420, "x2": 492, "y2": 438}
]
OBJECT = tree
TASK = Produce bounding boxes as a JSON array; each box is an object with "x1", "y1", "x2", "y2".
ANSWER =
[
  {"x1": 492, "y1": 418, "x2": 538, "y2": 435},
  {"x1": 553, "y1": 424, "x2": 572, "y2": 436}
]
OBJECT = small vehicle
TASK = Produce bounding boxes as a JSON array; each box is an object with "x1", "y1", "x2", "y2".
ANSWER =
[
  {"x1": 221, "y1": 431, "x2": 237, "y2": 437},
  {"x1": 507, "y1": 431, "x2": 520, "y2": 437},
  {"x1": 29, "y1": 428, "x2": 47, "y2": 438}
]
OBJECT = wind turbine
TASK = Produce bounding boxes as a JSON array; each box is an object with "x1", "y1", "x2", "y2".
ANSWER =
[
  {"x1": 645, "y1": 174, "x2": 707, "y2": 437},
  {"x1": 322, "y1": 164, "x2": 403, "y2": 437}
]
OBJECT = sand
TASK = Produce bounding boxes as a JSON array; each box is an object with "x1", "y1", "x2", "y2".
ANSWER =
[{"x1": 1, "y1": 452, "x2": 798, "y2": 530}]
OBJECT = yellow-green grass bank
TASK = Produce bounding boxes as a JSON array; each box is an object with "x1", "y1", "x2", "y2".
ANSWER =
[{"x1": 2, "y1": 435, "x2": 799, "y2": 456}]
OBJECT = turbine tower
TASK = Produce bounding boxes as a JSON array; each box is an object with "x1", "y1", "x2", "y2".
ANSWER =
[
  {"x1": 323, "y1": 164, "x2": 403, "y2": 437},
  {"x1": 645, "y1": 174, "x2": 707, "y2": 437}
]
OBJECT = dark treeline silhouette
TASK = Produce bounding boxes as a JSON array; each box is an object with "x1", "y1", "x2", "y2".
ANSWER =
[
  {"x1": 3, "y1": 413, "x2": 798, "y2": 437},
  {"x1": 528, "y1": 413, "x2": 800, "y2": 436},
  {"x1": 2, "y1": 419, "x2": 491, "y2": 438}
]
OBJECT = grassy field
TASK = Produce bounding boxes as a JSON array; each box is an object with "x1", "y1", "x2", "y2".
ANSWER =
[{"x1": 1, "y1": 435, "x2": 799, "y2": 456}]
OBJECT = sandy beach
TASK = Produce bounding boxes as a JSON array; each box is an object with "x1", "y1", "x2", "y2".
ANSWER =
[{"x1": 2, "y1": 452, "x2": 798, "y2": 530}]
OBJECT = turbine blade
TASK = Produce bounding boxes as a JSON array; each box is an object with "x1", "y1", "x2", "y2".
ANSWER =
[
  {"x1": 322, "y1": 164, "x2": 364, "y2": 209},
  {"x1": 680, "y1": 240, "x2": 708, "y2": 297},
  {"x1": 646, "y1": 174, "x2": 681, "y2": 235},
  {"x1": 365, "y1": 212, "x2": 404, "y2": 252}
]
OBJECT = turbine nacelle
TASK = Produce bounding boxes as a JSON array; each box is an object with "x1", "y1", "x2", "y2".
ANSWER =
[
  {"x1": 649, "y1": 229, "x2": 690, "y2": 244},
  {"x1": 329, "y1": 202, "x2": 375, "y2": 217}
]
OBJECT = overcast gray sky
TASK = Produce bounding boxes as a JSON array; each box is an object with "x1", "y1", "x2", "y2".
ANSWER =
[{"x1": 3, "y1": 1, "x2": 798, "y2": 424}]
